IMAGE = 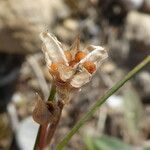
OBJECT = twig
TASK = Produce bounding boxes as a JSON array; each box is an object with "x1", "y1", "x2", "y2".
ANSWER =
[
  {"x1": 55, "y1": 56, "x2": 150, "y2": 150},
  {"x1": 39, "y1": 124, "x2": 48, "y2": 150},
  {"x1": 33, "y1": 83, "x2": 56, "y2": 150},
  {"x1": 46, "y1": 101, "x2": 64, "y2": 147}
]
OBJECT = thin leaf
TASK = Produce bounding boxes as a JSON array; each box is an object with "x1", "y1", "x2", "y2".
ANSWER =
[{"x1": 56, "y1": 56, "x2": 150, "y2": 150}]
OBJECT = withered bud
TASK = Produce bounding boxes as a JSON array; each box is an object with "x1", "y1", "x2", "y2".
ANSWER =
[{"x1": 32, "y1": 94, "x2": 60, "y2": 125}]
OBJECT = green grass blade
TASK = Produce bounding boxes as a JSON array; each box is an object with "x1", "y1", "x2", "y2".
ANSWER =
[{"x1": 56, "y1": 56, "x2": 150, "y2": 150}]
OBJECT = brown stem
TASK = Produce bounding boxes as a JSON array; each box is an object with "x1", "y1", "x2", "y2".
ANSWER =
[
  {"x1": 39, "y1": 124, "x2": 48, "y2": 150},
  {"x1": 46, "y1": 101, "x2": 64, "y2": 147},
  {"x1": 33, "y1": 83, "x2": 56, "y2": 150}
]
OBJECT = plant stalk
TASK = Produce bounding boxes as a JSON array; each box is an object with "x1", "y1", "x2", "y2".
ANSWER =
[
  {"x1": 46, "y1": 101, "x2": 64, "y2": 147},
  {"x1": 33, "y1": 83, "x2": 56, "y2": 150},
  {"x1": 39, "y1": 124, "x2": 48, "y2": 150}
]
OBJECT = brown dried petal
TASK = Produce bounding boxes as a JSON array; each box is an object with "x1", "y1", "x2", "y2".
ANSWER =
[
  {"x1": 32, "y1": 94, "x2": 54, "y2": 125},
  {"x1": 46, "y1": 101, "x2": 61, "y2": 122}
]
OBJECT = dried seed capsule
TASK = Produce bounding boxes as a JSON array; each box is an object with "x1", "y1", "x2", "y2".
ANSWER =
[
  {"x1": 50, "y1": 63, "x2": 59, "y2": 73},
  {"x1": 50, "y1": 62, "x2": 64, "y2": 76},
  {"x1": 69, "y1": 60, "x2": 76, "y2": 67},
  {"x1": 82, "y1": 61, "x2": 96, "y2": 74},
  {"x1": 64, "y1": 51, "x2": 72, "y2": 62},
  {"x1": 75, "y1": 51, "x2": 87, "y2": 62}
]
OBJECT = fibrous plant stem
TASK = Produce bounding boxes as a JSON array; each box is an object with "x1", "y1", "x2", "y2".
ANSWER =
[
  {"x1": 33, "y1": 83, "x2": 56, "y2": 150},
  {"x1": 46, "y1": 101, "x2": 64, "y2": 147},
  {"x1": 39, "y1": 124, "x2": 48, "y2": 150}
]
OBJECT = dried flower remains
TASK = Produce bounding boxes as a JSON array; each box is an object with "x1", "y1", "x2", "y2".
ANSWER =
[{"x1": 40, "y1": 32, "x2": 108, "y2": 103}]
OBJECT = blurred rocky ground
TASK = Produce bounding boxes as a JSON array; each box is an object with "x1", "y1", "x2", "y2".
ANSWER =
[{"x1": 0, "y1": 0, "x2": 149, "y2": 150}]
